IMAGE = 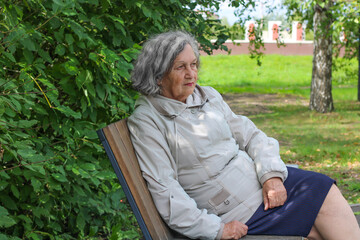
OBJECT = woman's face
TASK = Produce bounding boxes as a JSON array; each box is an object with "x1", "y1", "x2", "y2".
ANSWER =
[{"x1": 160, "y1": 44, "x2": 198, "y2": 103}]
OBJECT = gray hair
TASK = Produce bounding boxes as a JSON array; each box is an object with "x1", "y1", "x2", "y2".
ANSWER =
[{"x1": 131, "y1": 31, "x2": 200, "y2": 95}]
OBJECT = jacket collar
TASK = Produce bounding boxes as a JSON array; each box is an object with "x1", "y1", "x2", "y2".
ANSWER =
[{"x1": 144, "y1": 84, "x2": 208, "y2": 118}]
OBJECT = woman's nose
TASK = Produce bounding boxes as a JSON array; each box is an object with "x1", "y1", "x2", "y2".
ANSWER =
[{"x1": 185, "y1": 66, "x2": 196, "y2": 79}]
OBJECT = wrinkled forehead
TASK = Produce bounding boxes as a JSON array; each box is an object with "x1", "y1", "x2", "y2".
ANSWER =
[{"x1": 173, "y1": 44, "x2": 197, "y2": 62}]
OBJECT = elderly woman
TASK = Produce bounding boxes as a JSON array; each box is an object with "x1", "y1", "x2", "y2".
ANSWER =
[{"x1": 127, "y1": 31, "x2": 360, "y2": 240}]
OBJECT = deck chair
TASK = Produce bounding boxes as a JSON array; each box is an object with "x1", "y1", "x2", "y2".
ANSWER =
[{"x1": 97, "y1": 119, "x2": 359, "y2": 240}]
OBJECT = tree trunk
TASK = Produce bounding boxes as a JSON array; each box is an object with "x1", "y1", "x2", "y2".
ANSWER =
[
  {"x1": 358, "y1": 25, "x2": 360, "y2": 101},
  {"x1": 310, "y1": 1, "x2": 334, "y2": 113}
]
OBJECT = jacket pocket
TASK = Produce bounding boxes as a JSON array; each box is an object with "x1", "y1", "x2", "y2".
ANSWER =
[{"x1": 208, "y1": 187, "x2": 239, "y2": 216}]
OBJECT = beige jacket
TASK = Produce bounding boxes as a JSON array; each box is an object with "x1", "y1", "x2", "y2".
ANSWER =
[{"x1": 127, "y1": 85, "x2": 288, "y2": 240}]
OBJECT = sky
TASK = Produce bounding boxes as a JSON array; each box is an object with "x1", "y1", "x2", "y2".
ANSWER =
[
  {"x1": 217, "y1": 0, "x2": 285, "y2": 25},
  {"x1": 217, "y1": 2, "x2": 238, "y2": 25}
]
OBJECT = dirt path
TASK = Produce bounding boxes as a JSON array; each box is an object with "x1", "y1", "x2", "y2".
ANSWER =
[{"x1": 222, "y1": 93, "x2": 308, "y2": 116}]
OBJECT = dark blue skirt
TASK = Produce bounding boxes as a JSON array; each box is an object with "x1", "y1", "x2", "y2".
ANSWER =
[{"x1": 245, "y1": 167, "x2": 335, "y2": 237}]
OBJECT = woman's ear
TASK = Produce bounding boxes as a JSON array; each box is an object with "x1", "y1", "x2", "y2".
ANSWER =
[{"x1": 157, "y1": 76, "x2": 166, "y2": 86}]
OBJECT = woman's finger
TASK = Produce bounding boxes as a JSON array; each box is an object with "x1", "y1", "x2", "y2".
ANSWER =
[
  {"x1": 263, "y1": 177, "x2": 287, "y2": 209},
  {"x1": 221, "y1": 221, "x2": 248, "y2": 239}
]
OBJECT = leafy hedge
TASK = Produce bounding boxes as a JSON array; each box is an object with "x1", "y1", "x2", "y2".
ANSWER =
[{"x1": 0, "y1": 0, "x2": 234, "y2": 238}]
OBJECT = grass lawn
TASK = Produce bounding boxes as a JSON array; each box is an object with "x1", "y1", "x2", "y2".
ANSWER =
[
  {"x1": 199, "y1": 54, "x2": 358, "y2": 99},
  {"x1": 199, "y1": 54, "x2": 360, "y2": 204}
]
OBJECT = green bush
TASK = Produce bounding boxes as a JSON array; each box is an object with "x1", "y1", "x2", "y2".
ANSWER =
[
  {"x1": 305, "y1": 30, "x2": 314, "y2": 41},
  {"x1": 333, "y1": 58, "x2": 358, "y2": 85},
  {"x1": 0, "y1": 0, "x2": 231, "y2": 238}
]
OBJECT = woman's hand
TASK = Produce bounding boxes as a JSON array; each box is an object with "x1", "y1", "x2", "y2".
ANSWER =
[
  {"x1": 262, "y1": 177, "x2": 287, "y2": 211},
  {"x1": 221, "y1": 220, "x2": 248, "y2": 239}
]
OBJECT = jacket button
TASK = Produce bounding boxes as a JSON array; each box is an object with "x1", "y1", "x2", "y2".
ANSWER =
[{"x1": 224, "y1": 200, "x2": 230, "y2": 205}]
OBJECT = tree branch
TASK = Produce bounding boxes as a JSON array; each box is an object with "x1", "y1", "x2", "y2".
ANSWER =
[
  {"x1": 0, "y1": 88, "x2": 57, "y2": 96},
  {"x1": 0, "y1": 156, "x2": 57, "y2": 173}
]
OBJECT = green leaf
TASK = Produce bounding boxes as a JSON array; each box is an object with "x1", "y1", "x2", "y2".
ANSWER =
[
  {"x1": 48, "y1": 178, "x2": 62, "y2": 191},
  {"x1": 80, "y1": 163, "x2": 96, "y2": 171},
  {"x1": 76, "y1": 41, "x2": 86, "y2": 49},
  {"x1": 10, "y1": 185, "x2": 20, "y2": 199},
  {"x1": 89, "y1": 52, "x2": 98, "y2": 62},
  {"x1": 3, "y1": 51, "x2": 16, "y2": 63},
  {"x1": 80, "y1": 97, "x2": 87, "y2": 112},
  {"x1": 69, "y1": 21, "x2": 88, "y2": 40},
  {"x1": 72, "y1": 185, "x2": 86, "y2": 196},
  {"x1": 318, "y1": 2, "x2": 325, "y2": 8},
  {"x1": 0, "y1": 206, "x2": 8, "y2": 218},
  {"x1": 0, "y1": 99, "x2": 5, "y2": 117},
  {"x1": 76, "y1": 213, "x2": 85, "y2": 232},
  {"x1": 48, "y1": 221, "x2": 61, "y2": 232},
  {"x1": 96, "y1": 83, "x2": 105, "y2": 100},
  {"x1": 54, "y1": 27, "x2": 64, "y2": 42},
  {"x1": 87, "y1": 0, "x2": 99, "y2": 5},
  {"x1": 0, "y1": 233, "x2": 9, "y2": 240},
  {"x1": 91, "y1": 17, "x2": 105, "y2": 30},
  {"x1": 18, "y1": 214, "x2": 33, "y2": 225},
  {"x1": 5, "y1": 107, "x2": 16, "y2": 117},
  {"x1": 65, "y1": 34, "x2": 74, "y2": 45},
  {"x1": 85, "y1": 82, "x2": 96, "y2": 97},
  {"x1": 64, "y1": 61, "x2": 78, "y2": 75},
  {"x1": 23, "y1": 49, "x2": 34, "y2": 64},
  {"x1": 96, "y1": 171, "x2": 115, "y2": 180},
  {"x1": 51, "y1": 173, "x2": 67, "y2": 183},
  {"x1": 20, "y1": 37, "x2": 36, "y2": 51},
  {"x1": 76, "y1": 70, "x2": 93, "y2": 88},
  {"x1": 13, "y1": 131, "x2": 30, "y2": 138},
  {"x1": 55, "y1": 45, "x2": 66, "y2": 56},
  {"x1": 52, "y1": 0, "x2": 62, "y2": 12},
  {"x1": 0, "y1": 171, "x2": 10, "y2": 180},
  {"x1": 0, "y1": 195, "x2": 18, "y2": 210},
  {"x1": 63, "y1": 8, "x2": 77, "y2": 16},
  {"x1": 33, "y1": 104, "x2": 49, "y2": 115},
  {"x1": 121, "y1": 52, "x2": 132, "y2": 62},
  {"x1": 17, "y1": 146, "x2": 36, "y2": 159},
  {"x1": 33, "y1": 207, "x2": 49, "y2": 218},
  {"x1": 72, "y1": 167, "x2": 80, "y2": 175},
  {"x1": 23, "y1": 169, "x2": 36, "y2": 181},
  {"x1": 90, "y1": 177, "x2": 100, "y2": 187},
  {"x1": 141, "y1": 6, "x2": 152, "y2": 18},
  {"x1": 0, "y1": 216, "x2": 16, "y2": 228},
  {"x1": 59, "y1": 77, "x2": 76, "y2": 96},
  {"x1": 31, "y1": 178, "x2": 42, "y2": 192},
  {"x1": 17, "y1": 147, "x2": 46, "y2": 163},
  {"x1": 0, "y1": 181, "x2": 8, "y2": 191},
  {"x1": 17, "y1": 119, "x2": 38, "y2": 128},
  {"x1": 23, "y1": 165, "x2": 46, "y2": 179},
  {"x1": 89, "y1": 225, "x2": 99, "y2": 237},
  {"x1": 9, "y1": 96, "x2": 22, "y2": 111},
  {"x1": 56, "y1": 105, "x2": 81, "y2": 119},
  {"x1": 28, "y1": 232, "x2": 41, "y2": 240},
  {"x1": 38, "y1": 49, "x2": 53, "y2": 63}
]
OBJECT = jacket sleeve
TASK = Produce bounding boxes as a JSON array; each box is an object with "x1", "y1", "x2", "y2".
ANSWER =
[
  {"x1": 127, "y1": 113, "x2": 223, "y2": 240},
  {"x1": 205, "y1": 87, "x2": 288, "y2": 185}
]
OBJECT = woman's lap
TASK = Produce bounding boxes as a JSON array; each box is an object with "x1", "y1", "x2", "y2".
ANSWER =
[{"x1": 245, "y1": 167, "x2": 335, "y2": 237}]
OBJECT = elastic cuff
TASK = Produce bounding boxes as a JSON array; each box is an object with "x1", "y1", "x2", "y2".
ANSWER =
[
  {"x1": 215, "y1": 223, "x2": 225, "y2": 240},
  {"x1": 260, "y1": 172, "x2": 285, "y2": 186}
]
